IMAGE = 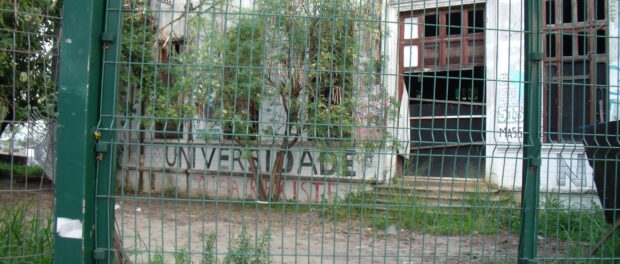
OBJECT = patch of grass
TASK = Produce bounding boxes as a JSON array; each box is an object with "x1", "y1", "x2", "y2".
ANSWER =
[
  {"x1": 539, "y1": 196, "x2": 620, "y2": 263},
  {"x1": 324, "y1": 189, "x2": 521, "y2": 236},
  {"x1": 163, "y1": 187, "x2": 177, "y2": 198},
  {"x1": 0, "y1": 201, "x2": 53, "y2": 264},
  {"x1": 0, "y1": 162, "x2": 44, "y2": 178},
  {"x1": 254, "y1": 201, "x2": 315, "y2": 214},
  {"x1": 371, "y1": 214, "x2": 390, "y2": 230}
]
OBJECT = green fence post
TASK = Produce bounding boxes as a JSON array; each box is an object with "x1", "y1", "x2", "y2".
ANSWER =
[
  {"x1": 54, "y1": 0, "x2": 105, "y2": 263},
  {"x1": 95, "y1": 0, "x2": 122, "y2": 262},
  {"x1": 518, "y1": 0, "x2": 543, "y2": 263}
]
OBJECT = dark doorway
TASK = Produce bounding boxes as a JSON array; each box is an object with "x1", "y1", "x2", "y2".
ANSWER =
[{"x1": 404, "y1": 67, "x2": 486, "y2": 178}]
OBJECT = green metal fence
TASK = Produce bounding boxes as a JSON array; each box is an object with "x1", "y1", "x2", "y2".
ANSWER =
[
  {"x1": 53, "y1": 0, "x2": 620, "y2": 263},
  {"x1": 0, "y1": 1, "x2": 61, "y2": 263}
]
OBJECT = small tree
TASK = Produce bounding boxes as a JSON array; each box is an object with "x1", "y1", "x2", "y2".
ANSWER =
[
  {"x1": 218, "y1": 0, "x2": 387, "y2": 200},
  {"x1": 118, "y1": 0, "x2": 222, "y2": 130},
  {"x1": 0, "y1": 0, "x2": 61, "y2": 138},
  {"x1": 131, "y1": 0, "x2": 390, "y2": 200},
  {"x1": 171, "y1": 0, "x2": 392, "y2": 201}
]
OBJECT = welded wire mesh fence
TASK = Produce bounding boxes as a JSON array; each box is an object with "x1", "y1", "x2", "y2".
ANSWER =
[
  {"x1": 0, "y1": 1, "x2": 61, "y2": 263},
  {"x1": 51, "y1": 0, "x2": 620, "y2": 263}
]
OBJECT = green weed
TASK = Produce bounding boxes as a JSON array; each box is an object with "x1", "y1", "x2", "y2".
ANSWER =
[
  {"x1": 174, "y1": 248, "x2": 192, "y2": 264},
  {"x1": 149, "y1": 251, "x2": 164, "y2": 264},
  {"x1": 0, "y1": 201, "x2": 53, "y2": 264},
  {"x1": 223, "y1": 227, "x2": 271, "y2": 264},
  {"x1": 201, "y1": 233, "x2": 218, "y2": 264},
  {"x1": 147, "y1": 228, "x2": 271, "y2": 264}
]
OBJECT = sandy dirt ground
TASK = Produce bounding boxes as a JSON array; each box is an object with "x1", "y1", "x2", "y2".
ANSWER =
[
  {"x1": 0, "y1": 177, "x2": 54, "y2": 214},
  {"x1": 113, "y1": 197, "x2": 566, "y2": 264},
  {"x1": 0, "y1": 178, "x2": 567, "y2": 264}
]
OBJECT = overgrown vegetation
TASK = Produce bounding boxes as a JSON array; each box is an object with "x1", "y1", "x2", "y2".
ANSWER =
[
  {"x1": 148, "y1": 227, "x2": 271, "y2": 264},
  {"x1": 172, "y1": 0, "x2": 391, "y2": 201},
  {"x1": 0, "y1": 162, "x2": 44, "y2": 179},
  {"x1": 0, "y1": 0, "x2": 61, "y2": 138},
  {"x1": 222, "y1": 227, "x2": 271, "y2": 264},
  {"x1": 539, "y1": 196, "x2": 620, "y2": 262},
  {"x1": 0, "y1": 201, "x2": 53, "y2": 264},
  {"x1": 322, "y1": 190, "x2": 617, "y2": 251}
]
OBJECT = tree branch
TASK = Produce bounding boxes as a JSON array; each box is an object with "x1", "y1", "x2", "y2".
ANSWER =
[{"x1": 155, "y1": 0, "x2": 221, "y2": 37}]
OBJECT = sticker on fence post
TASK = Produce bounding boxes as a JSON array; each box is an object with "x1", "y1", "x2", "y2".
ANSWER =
[{"x1": 56, "y1": 217, "x2": 83, "y2": 239}]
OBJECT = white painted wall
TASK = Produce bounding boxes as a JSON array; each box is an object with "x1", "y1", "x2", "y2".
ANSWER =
[
  {"x1": 610, "y1": 0, "x2": 620, "y2": 121},
  {"x1": 382, "y1": 1, "x2": 405, "y2": 179},
  {"x1": 484, "y1": 0, "x2": 526, "y2": 190}
]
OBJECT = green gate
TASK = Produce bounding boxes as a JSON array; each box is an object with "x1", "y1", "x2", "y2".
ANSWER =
[{"x1": 54, "y1": 0, "x2": 620, "y2": 263}]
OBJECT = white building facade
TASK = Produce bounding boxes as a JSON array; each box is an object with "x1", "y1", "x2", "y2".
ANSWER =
[{"x1": 120, "y1": 0, "x2": 620, "y2": 201}]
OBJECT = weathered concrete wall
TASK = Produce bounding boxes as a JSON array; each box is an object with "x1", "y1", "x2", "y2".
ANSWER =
[
  {"x1": 117, "y1": 141, "x2": 385, "y2": 202},
  {"x1": 118, "y1": 167, "x2": 361, "y2": 202},
  {"x1": 484, "y1": 0, "x2": 526, "y2": 191}
]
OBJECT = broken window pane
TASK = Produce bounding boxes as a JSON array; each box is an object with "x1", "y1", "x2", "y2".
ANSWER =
[
  {"x1": 546, "y1": 34, "x2": 557, "y2": 57},
  {"x1": 562, "y1": 0, "x2": 572, "y2": 23},
  {"x1": 546, "y1": 0, "x2": 556, "y2": 24},
  {"x1": 562, "y1": 34, "x2": 573, "y2": 56},
  {"x1": 468, "y1": 10, "x2": 484, "y2": 33},
  {"x1": 425, "y1": 14, "x2": 438, "y2": 37},
  {"x1": 577, "y1": 0, "x2": 587, "y2": 22},
  {"x1": 596, "y1": 0, "x2": 606, "y2": 20},
  {"x1": 448, "y1": 12, "x2": 461, "y2": 35},
  {"x1": 597, "y1": 30, "x2": 606, "y2": 54}
]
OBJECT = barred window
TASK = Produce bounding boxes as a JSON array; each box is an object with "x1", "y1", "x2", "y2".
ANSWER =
[{"x1": 543, "y1": 0, "x2": 608, "y2": 142}]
